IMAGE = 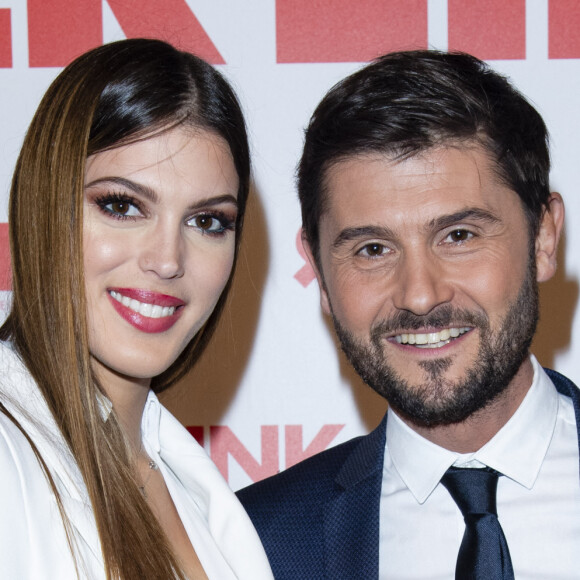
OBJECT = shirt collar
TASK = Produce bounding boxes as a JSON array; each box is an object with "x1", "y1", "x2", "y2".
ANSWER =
[
  {"x1": 141, "y1": 389, "x2": 162, "y2": 454},
  {"x1": 386, "y1": 355, "x2": 558, "y2": 503}
]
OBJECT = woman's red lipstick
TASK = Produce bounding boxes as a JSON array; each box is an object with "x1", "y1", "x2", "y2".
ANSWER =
[{"x1": 107, "y1": 288, "x2": 185, "y2": 333}]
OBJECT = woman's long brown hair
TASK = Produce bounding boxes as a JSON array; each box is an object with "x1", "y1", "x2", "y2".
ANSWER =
[{"x1": 0, "y1": 38, "x2": 250, "y2": 579}]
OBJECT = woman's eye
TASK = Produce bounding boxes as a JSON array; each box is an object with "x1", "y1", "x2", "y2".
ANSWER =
[
  {"x1": 192, "y1": 214, "x2": 224, "y2": 233},
  {"x1": 445, "y1": 229, "x2": 473, "y2": 243},
  {"x1": 358, "y1": 243, "x2": 387, "y2": 257},
  {"x1": 94, "y1": 193, "x2": 142, "y2": 220},
  {"x1": 106, "y1": 200, "x2": 140, "y2": 217}
]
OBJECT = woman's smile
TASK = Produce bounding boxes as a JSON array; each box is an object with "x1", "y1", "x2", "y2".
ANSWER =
[{"x1": 107, "y1": 288, "x2": 185, "y2": 333}]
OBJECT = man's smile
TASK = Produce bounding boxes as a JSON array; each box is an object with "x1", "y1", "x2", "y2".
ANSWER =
[{"x1": 392, "y1": 327, "x2": 472, "y2": 349}]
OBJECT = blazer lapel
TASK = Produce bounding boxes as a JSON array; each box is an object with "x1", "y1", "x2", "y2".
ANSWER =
[
  {"x1": 320, "y1": 370, "x2": 579, "y2": 579},
  {"x1": 323, "y1": 415, "x2": 387, "y2": 579},
  {"x1": 545, "y1": 368, "x2": 580, "y2": 477}
]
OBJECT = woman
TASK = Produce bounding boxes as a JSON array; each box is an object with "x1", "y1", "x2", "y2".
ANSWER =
[{"x1": 0, "y1": 39, "x2": 273, "y2": 579}]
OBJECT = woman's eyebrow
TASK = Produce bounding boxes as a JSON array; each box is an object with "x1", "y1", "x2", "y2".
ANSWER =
[
  {"x1": 85, "y1": 176, "x2": 238, "y2": 211},
  {"x1": 84, "y1": 176, "x2": 159, "y2": 203},
  {"x1": 186, "y1": 194, "x2": 239, "y2": 212}
]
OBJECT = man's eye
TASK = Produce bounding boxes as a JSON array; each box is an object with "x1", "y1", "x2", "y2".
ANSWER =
[
  {"x1": 358, "y1": 243, "x2": 387, "y2": 257},
  {"x1": 445, "y1": 229, "x2": 473, "y2": 243}
]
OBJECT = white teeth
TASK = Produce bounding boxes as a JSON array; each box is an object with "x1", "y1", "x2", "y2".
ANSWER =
[
  {"x1": 139, "y1": 302, "x2": 153, "y2": 317},
  {"x1": 109, "y1": 291, "x2": 176, "y2": 319},
  {"x1": 395, "y1": 327, "x2": 470, "y2": 348}
]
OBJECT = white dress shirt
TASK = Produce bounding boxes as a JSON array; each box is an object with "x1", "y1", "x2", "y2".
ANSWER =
[
  {"x1": 0, "y1": 341, "x2": 273, "y2": 579},
  {"x1": 379, "y1": 355, "x2": 580, "y2": 579}
]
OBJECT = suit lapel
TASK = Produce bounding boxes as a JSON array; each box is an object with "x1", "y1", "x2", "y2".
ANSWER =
[
  {"x1": 323, "y1": 415, "x2": 387, "y2": 579},
  {"x1": 320, "y1": 369, "x2": 580, "y2": 579},
  {"x1": 545, "y1": 368, "x2": 580, "y2": 477}
]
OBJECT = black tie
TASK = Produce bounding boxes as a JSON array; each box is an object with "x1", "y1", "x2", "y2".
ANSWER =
[{"x1": 440, "y1": 466, "x2": 514, "y2": 580}]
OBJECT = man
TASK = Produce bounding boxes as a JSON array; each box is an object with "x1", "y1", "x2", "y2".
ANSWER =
[{"x1": 238, "y1": 51, "x2": 575, "y2": 579}]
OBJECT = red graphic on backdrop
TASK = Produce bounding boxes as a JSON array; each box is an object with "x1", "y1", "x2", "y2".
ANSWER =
[
  {"x1": 27, "y1": 0, "x2": 223, "y2": 68},
  {"x1": 211, "y1": 425, "x2": 279, "y2": 482},
  {"x1": 448, "y1": 0, "x2": 525, "y2": 60},
  {"x1": 0, "y1": 224, "x2": 10, "y2": 291},
  {"x1": 107, "y1": 0, "x2": 223, "y2": 63},
  {"x1": 4, "y1": 1, "x2": 580, "y2": 67},
  {"x1": 277, "y1": 0, "x2": 427, "y2": 63},
  {"x1": 285, "y1": 424, "x2": 344, "y2": 468},
  {"x1": 28, "y1": 0, "x2": 102, "y2": 67},
  {"x1": 294, "y1": 229, "x2": 316, "y2": 287},
  {"x1": 0, "y1": 10, "x2": 12, "y2": 68},
  {"x1": 549, "y1": 0, "x2": 580, "y2": 59},
  {"x1": 199, "y1": 424, "x2": 344, "y2": 482}
]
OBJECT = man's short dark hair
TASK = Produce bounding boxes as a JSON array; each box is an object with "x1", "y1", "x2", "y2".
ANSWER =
[{"x1": 298, "y1": 50, "x2": 551, "y2": 268}]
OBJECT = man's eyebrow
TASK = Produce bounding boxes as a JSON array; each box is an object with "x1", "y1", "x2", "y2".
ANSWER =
[
  {"x1": 331, "y1": 208, "x2": 501, "y2": 249},
  {"x1": 332, "y1": 225, "x2": 396, "y2": 249},
  {"x1": 429, "y1": 208, "x2": 501, "y2": 230},
  {"x1": 84, "y1": 176, "x2": 238, "y2": 211}
]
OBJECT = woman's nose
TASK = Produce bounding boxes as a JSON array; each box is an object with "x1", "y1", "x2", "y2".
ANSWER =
[{"x1": 138, "y1": 223, "x2": 185, "y2": 279}]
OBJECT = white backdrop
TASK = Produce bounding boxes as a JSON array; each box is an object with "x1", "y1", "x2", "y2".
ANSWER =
[{"x1": 0, "y1": 0, "x2": 578, "y2": 490}]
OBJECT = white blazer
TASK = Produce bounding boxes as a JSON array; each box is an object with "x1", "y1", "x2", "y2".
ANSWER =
[{"x1": 0, "y1": 341, "x2": 273, "y2": 579}]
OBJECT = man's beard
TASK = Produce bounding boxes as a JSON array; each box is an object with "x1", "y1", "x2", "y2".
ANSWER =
[{"x1": 331, "y1": 259, "x2": 539, "y2": 428}]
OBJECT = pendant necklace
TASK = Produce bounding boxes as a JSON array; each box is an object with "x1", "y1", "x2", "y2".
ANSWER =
[{"x1": 138, "y1": 452, "x2": 159, "y2": 499}]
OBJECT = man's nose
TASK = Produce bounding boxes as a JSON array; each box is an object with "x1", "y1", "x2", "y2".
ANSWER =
[{"x1": 391, "y1": 250, "x2": 453, "y2": 316}]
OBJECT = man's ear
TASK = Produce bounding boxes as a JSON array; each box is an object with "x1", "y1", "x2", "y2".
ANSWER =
[
  {"x1": 301, "y1": 229, "x2": 331, "y2": 315},
  {"x1": 535, "y1": 192, "x2": 565, "y2": 283}
]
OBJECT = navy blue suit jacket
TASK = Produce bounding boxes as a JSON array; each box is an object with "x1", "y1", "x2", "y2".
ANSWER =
[{"x1": 237, "y1": 369, "x2": 580, "y2": 580}]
